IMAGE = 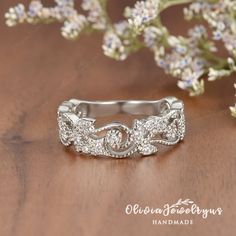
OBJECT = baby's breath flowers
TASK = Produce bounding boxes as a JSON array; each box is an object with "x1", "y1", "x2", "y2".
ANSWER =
[
  {"x1": 5, "y1": 4, "x2": 26, "y2": 26},
  {"x1": 154, "y1": 25, "x2": 211, "y2": 96},
  {"x1": 126, "y1": 0, "x2": 159, "y2": 33},
  {"x1": 102, "y1": 31, "x2": 127, "y2": 60},
  {"x1": 81, "y1": 0, "x2": 107, "y2": 30},
  {"x1": 5, "y1": 0, "x2": 236, "y2": 118}
]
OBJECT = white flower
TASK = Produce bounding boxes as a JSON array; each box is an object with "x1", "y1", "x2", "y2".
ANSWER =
[
  {"x1": 178, "y1": 69, "x2": 203, "y2": 88},
  {"x1": 58, "y1": 7, "x2": 77, "y2": 21},
  {"x1": 167, "y1": 36, "x2": 181, "y2": 47},
  {"x1": 114, "y1": 21, "x2": 130, "y2": 37},
  {"x1": 55, "y1": 0, "x2": 74, "y2": 7},
  {"x1": 128, "y1": 0, "x2": 159, "y2": 31},
  {"x1": 188, "y1": 25, "x2": 207, "y2": 39},
  {"x1": 102, "y1": 31, "x2": 127, "y2": 60},
  {"x1": 156, "y1": 28, "x2": 208, "y2": 96},
  {"x1": 27, "y1": 1, "x2": 43, "y2": 18},
  {"x1": 82, "y1": 0, "x2": 107, "y2": 30},
  {"x1": 144, "y1": 26, "x2": 163, "y2": 48},
  {"x1": 5, "y1": 4, "x2": 26, "y2": 26},
  {"x1": 61, "y1": 14, "x2": 87, "y2": 39},
  {"x1": 178, "y1": 75, "x2": 204, "y2": 96},
  {"x1": 186, "y1": 0, "x2": 236, "y2": 56}
]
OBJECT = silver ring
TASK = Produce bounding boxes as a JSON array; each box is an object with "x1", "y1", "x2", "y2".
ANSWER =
[{"x1": 57, "y1": 97, "x2": 185, "y2": 158}]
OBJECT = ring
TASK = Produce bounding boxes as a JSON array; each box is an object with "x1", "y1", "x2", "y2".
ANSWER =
[{"x1": 57, "y1": 97, "x2": 185, "y2": 158}]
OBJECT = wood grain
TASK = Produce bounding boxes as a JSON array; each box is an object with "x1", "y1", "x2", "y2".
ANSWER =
[{"x1": 0, "y1": 1, "x2": 236, "y2": 235}]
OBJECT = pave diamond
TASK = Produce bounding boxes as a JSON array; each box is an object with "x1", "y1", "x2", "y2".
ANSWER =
[
  {"x1": 58, "y1": 115, "x2": 73, "y2": 146},
  {"x1": 106, "y1": 129, "x2": 122, "y2": 149},
  {"x1": 58, "y1": 98, "x2": 186, "y2": 158},
  {"x1": 138, "y1": 143, "x2": 158, "y2": 155}
]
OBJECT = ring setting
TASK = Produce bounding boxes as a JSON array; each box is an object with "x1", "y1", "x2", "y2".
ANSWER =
[{"x1": 57, "y1": 97, "x2": 185, "y2": 158}]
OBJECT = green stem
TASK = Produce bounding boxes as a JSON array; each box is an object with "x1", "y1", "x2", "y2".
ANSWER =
[{"x1": 201, "y1": 50, "x2": 228, "y2": 69}]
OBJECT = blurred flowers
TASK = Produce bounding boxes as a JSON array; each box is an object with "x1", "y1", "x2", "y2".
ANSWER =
[
  {"x1": 5, "y1": 0, "x2": 236, "y2": 118},
  {"x1": 127, "y1": 0, "x2": 159, "y2": 33}
]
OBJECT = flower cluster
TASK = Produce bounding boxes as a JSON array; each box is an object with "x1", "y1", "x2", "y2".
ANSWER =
[
  {"x1": 126, "y1": 0, "x2": 159, "y2": 33},
  {"x1": 154, "y1": 25, "x2": 212, "y2": 96},
  {"x1": 5, "y1": 0, "x2": 236, "y2": 118},
  {"x1": 184, "y1": 0, "x2": 236, "y2": 56},
  {"x1": 5, "y1": 4, "x2": 26, "y2": 26},
  {"x1": 102, "y1": 30, "x2": 127, "y2": 60},
  {"x1": 5, "y1": 0, "x2": 88, "y2": 39},
  {"x1": 184, "y1": 0, "x2": 236, "y2": 114},
  {"x1": 81, "y1": 0, "x2": 107, "y2": 30},
  {"x1": 143, "y1": 26, "x2": 167, "y2": 49}
]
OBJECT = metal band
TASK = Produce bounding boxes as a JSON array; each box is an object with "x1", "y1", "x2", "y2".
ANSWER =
[{"x1": 57, "y1": 97, "x2": 185, "y2": 158}]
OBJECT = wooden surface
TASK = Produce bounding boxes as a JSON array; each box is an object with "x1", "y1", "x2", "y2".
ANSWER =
[{"x1": 0, "y1": 1, "x2": 236, "y2": 236}]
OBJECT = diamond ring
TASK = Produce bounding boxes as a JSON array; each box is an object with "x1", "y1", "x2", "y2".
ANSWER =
[{"x1": 57, "y1": 97, "x2": 185, "y2": 158}]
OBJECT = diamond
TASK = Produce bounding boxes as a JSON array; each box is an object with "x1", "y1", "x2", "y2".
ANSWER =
[
  {"x1": 106, "y1": 129, "x2": 122, "y2": 149},
  {"x1": 58, "y1": 116, "x2": 73, "y2": 146},
  {"x1": 138, "y1": 144, "x2": 157, "y2": 155}
]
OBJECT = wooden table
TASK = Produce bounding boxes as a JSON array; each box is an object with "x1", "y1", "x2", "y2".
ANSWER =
[{"x1": 0, "y1": 1, "x2": 235, "y2": 235}]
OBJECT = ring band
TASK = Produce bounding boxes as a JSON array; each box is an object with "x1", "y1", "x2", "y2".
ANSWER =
[{"x1": 57, "y1": 97, "x2": 185, "y2": 158}]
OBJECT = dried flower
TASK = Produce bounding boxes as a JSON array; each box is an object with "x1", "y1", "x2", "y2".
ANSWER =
[
  {"x1": 144, "y1": 26, "x2": 165, "y2": 49},
  {"x1": 154, "y1": 26, "x2": 209, "y2": 96},
  {"x1": 61, "y1": 15, "x2": 88, "y2": 40},
  {"x1": 127, "y1": 0, "x2": 159, "y2": 33},
  {"x1": 81, "y1": 0, "x2": 107, "y2": 30},
  {"x1": 102, "y1": 31, "x2": 128, "y2": 60},
  {"x1": 5, "y1": 4, "x2": 26, "y2": 26},
  {"x1": 5, "y1": 0, "x2": 236, "y2": 118}
]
